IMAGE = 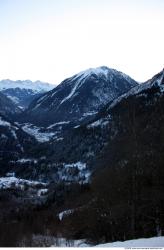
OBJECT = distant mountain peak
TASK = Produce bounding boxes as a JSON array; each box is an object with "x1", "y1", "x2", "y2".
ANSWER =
[
  {"x1": 0, "y1": 79, "x2": 54, "y2": 92},
  {"x1": 77, "y1": 66, "x2": 110, "y2": 76},
  {"x1": 72, "y1": 66, "x2": 125, "y2": 77},
  {"x1": 0, "y1": 79, "x2": 56, "y2": 109},
  {"x1": 68, "y1": 66, "x2": 135, "y2": 88}
]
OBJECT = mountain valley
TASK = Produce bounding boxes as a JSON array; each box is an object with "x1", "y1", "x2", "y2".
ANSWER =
[{"x1": 0, "y1": 67, "x2": 163, "y2": 246}]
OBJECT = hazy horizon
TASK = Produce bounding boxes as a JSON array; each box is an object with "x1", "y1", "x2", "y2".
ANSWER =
[{"x1": 0, "y1": 0, "x2": 163, "y2": 85}]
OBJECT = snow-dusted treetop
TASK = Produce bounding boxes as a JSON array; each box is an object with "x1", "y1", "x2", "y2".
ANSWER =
[{"x1": 0, "y1": 79, "x2": 55, "y2": 92}]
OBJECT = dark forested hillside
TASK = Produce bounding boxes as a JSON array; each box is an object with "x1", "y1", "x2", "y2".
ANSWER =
[{"x1": 50, "y1": 70, "x2": 164, "y2": 244}]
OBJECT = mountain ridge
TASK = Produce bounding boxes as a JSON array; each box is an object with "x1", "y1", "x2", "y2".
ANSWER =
[
  {"x1": 0, "y1": 79, "x2": 55, "y2": 109},
  {"x1": 0, "y1": 79, "x2": 54, "y2": 92}
]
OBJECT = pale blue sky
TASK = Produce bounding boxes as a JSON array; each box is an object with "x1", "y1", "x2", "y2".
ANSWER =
[{"x1": 0, "y1": 0, "x2": 163, "y2": 84}]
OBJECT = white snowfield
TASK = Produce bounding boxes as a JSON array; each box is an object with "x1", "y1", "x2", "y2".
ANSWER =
[
  {"x1": 94, "y1": 236, "x2": 164, "y2": 248},
  {"x1": 0, "y1": 116, "x2": 18, "y2": 130},
  {"x1": 47, "y1": 121, "x2": 70, "y2": 129},
  {"x1": 87, "y1": 118, "x2": 109, "y2": 129},
  {"x1": 0, "y1": 117, "x2": 11, "y2": 127},
  {"x1": 50, "y1": 236, "x2": 164, "y2": 247},
  {"x1": 0, "y1": 176, "x2": 47, "y2": 190},
  {"x1": 22, "y1": 123, "x2": 56, "y2": 142},
  {"x1": 58, "y1": 209, "x2": 74, "y2": 221}
]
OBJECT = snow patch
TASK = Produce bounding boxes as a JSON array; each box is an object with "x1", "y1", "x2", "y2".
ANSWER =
[
  {"x1": 37, "y1": 188, "x2": 48, "y2": 196},
  {"x1": 60, "y1": 80, "x2": 83, "y2": 105},
  {"x1": 0, "y1": 117, "x2": 11, "y2": 127},
  {"x1": 0, "y1": 176, "x2": 47, "y2": 190},
  {"x1": 17, "y1": 158, "x2": 38, "y2": 164},
  {"x1": 87, "y1": 118, "x2": 109, "y2": 128},
  {"x1": 6, "y1": 172, "x2": 15, "y2": 177},
  {"x1": 11, "y1": 130, "x2": 17, "y2": 139},
  {"x1": 74, "y1": 125, "x2": 80, "y2": 129},
  {"x1": 47, "y1": 121, "x2": 70, "y2": 129},
  {"x1": 55, "y1": 137, "x2": 64, "y2": 142},
  {"x1": 22, "y1": 123, "x2": 56, "y2": 142},
  {"x1": 58, "y1": 209, "x2": 74, "y2": 221},
  {"x1": 6, "y1": 95, "x2": 19, "y2": 104},
  {"x1": 82, "y1": 111, "x2": 98, "y2": 117},
  {"x1": 64, "y1": 162, "x2": 86, "y2": 171},
  {"x1": 1, "y1": 134, "x2": 7, "y2": 139},
  {"x1": 60, "y1": 162, "x2": 91, "y2": 183}
]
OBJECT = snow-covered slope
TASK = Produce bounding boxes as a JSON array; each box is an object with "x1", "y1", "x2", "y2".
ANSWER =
[
  {"x1": 0, "y1": 79, "x2": 55, "y2": 109},
  {"x1": 95, "y1": 236, "x2": 164, "y2": 247},
  {"x1": 21, "y1": 66, "x2": 137, "y2": 126}
]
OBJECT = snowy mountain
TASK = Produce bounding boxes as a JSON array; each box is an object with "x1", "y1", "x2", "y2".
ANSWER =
[
  {"x1": 0, "y1": 79, "x2": 55, "y2": 109},
  {"x1": 21, "y1": 66, "x2": 137, "y2": 126}
]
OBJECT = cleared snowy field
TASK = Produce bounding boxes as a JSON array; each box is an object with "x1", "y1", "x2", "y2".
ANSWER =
[
  {"x1": 49, "y1": 236, "x2": 164, "y2": 247},
  {"x1": 94, "y1": 236, "x2": 164, "y2": 248}
]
